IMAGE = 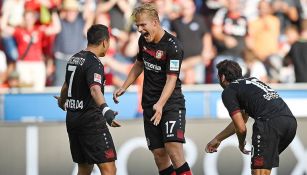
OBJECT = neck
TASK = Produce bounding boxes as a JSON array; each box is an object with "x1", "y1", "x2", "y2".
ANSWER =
[
  {"x1": 85, "y1": 46, "x2": 100, "y2": 57},
  {"x1": 153, "y1": 27, "x2": 165, "y2": 43}
]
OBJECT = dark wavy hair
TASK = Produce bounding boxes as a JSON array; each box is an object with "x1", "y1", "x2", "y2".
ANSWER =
[
  {"x1": 216, "y1": 60, "x2": 242, "y2": 82},
  {"x1": 87, "y1": 24, "x2": 110, "y2": 46}
]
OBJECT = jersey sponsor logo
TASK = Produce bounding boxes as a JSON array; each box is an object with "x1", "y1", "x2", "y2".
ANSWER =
[
  {"x1": 170, "y1": 60, "x2": 179, "y2": 71},
  {"x1": 66, "y1": 99, "x2": 84, "y2": 110},
  {"x1": 94, "y1": 73, "x2": 102, "y2": 84},
  {"x1": 143, "y1": 60, "x2": 161, "y2": 72},
  {"x1": 156, "y1": 50, "x2": 164, "y2": 59}
]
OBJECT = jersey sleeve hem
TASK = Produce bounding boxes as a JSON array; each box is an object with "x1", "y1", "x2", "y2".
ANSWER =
[
  {"x1": 89, "y1": 82, "x2": 102, "y2": 88},
  {"x1": 230, "y1": 109, "x2": 241, "y2": 117}
]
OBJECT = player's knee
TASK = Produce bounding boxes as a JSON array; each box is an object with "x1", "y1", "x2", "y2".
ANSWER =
[
  {"x1": 98, "y1": 162, "x2": 116, "y2": 175},
  {"x1": 152, "y1": 149, "x2": 169, "y2": 163},
  {"x1": 101, "y1": 165, "x2": 116, "y2": 175}
]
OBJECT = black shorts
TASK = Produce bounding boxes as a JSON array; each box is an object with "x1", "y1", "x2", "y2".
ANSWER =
[
  {"x1": 68, "y1": 129, "x2": 117, "y2": 164},
  {"x1": 251, "y1": 116, "x2": 297, "y2": 169},
  {"x1": 143, "y1": 107, "x2": 186, "y2": 150}
]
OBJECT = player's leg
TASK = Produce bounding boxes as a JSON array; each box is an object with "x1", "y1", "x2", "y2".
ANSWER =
[
  {"x1": 162, "y1": 108, "x2": 192, "y2": 175},
  {"x1": 143, "y1": 108, "x2": 176, "y2": 175},
  {"x1": 277, "y1": 117, "x2": 297, "y2": 154},
  {"x1": 151, "y1": 148, "x2": 175, "y2": 175},
  {"x1": 251, "y1": 169, "x2": 271, "y2": 175},
  {"x1": 251, "y1": 120, "x2": 278, "y2": 175},
  {"x1": 97, "y1": 161, "x2": 116, "y2": 175},
  {"x1": 78, "y1": 131, "x2": 117, "y2": 175},
  {"x1": 77, "y1": 163, "x2": 94, "y2": 175},
  {"x1": 164, "y1": 142, "x2": 192, "y2": 175}
]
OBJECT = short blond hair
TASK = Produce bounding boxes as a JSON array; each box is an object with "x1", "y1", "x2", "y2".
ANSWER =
[{"x1": 131, "y1": 3, "x2": 159, "y2": 22}]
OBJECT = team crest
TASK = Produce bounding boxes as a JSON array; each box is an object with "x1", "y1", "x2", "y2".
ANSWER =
[{"x1": 156, "y1": 50, "x2": 163, "y2": 59}]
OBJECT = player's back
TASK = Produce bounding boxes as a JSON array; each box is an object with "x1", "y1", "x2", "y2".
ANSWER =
[
  {"x1": 64, "y1": 50, "x2": 106, "y2": 134},
  {"x1": 227, "y1": 77, "x2": 293, "y2": 119}
]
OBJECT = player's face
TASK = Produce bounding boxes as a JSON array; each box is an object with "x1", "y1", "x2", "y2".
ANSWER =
[{"x1": 135, "y1": 13, "x2": 157, "y2": 43}]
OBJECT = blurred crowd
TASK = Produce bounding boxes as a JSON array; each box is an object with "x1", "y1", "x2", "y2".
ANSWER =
[{"x1": 0, "y1": 0, "x2": 306, "y2": 92}]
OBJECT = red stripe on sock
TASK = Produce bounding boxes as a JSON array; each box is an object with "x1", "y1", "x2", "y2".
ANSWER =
[{"x1": 178, "y1": 170, "x2": 192, "y2": 175}]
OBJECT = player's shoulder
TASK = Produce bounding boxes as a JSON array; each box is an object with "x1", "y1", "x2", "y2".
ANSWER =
[
  {"x1": 82, "y1": 50, "x2": 102, "y2": 66},
  {"x1": 164, "y1": 31, "x2": 183, "y2": 51}
]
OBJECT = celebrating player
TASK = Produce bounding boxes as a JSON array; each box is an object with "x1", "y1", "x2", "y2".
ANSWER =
[
  {"x1": 205, "y1": 60, "x2": 297, "y2": 175},
  {"x1": 113, "y1": 3, "x2": 193, "y2": 175},
  {"x1": 55, "y1": 24, "x2": 120, "y2": 175}
]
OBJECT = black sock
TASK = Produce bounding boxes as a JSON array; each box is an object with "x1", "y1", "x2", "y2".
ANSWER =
[
  {"x1": 175, "y1": 162, "x2": 191, "y2": 175},
  {"x1": 159, "y1": 165, "x2": 175, "y2": 175}
]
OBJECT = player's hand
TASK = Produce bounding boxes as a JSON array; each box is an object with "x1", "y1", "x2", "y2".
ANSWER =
[
  {"x1": 100, "y1": 103, "x2": 121, "y2": 127},
  {"x1": 109, "y1": 111, "x2": 121, "y2": 127},
  {"x1": 239, "y1": 140, "x2": 251, "y2": 155},
  {"x1": 110, "y1": 119, "x2": 121, "y2": 127},
  {"x1": 205, "y1": 138, "x2": 221, "y2": 153},
  {"x1": 53, "y1": 96, "x2": 66, "y2": 111},
  {"x1": 151, "y1": 103, "x2": 163, "y2": 126},
  {"x1": 113, "y1": 87, "x2": 126, "y2": 104}
]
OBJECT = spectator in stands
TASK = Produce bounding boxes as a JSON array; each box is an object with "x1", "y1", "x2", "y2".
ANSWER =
[
  {"x1": 96, "y1": 0, "x2": 134, "y2": 31},
  {"x1": 286, "y1": 19, "x2": 307, "y2": 82},
  {"x1": 0, "y1": 0, "x2": 24, "y2": 78},
  {"x1": 0, "y1": 50, "x2": 7, "y2": 86},
  {"x1": 211, "y1": 0, "x2": 248, "y2": 83},
  {"x1": 53, "y1": 0, "x2": 94, "y2": 86},
  {"x1": 171, "y1": 0, "x2": 215, "y2": 84},
  {"x1": 1, "y1": 1, "x2": 61, "y2": 91},
  {"x1": 243, "y1": 49, "x2": 268, "y2": 83},
  {"x1": 247, "y1": 0, "x2": 280, "y2": 82},
  {"x1": 248, "y1": 0, "x2": 280, "y2": 62},
  {"x1": 272, "y1": 0, "x2": 299, "y2": 34}
]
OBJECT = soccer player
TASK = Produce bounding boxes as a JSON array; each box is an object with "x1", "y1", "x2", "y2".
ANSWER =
[
  {"x1": 113, "y1": 3, "x2": 193, "y2": 175},
  {"x1": 205, "y1": 60, "x2": 297, "y2": 175},
  {"x1": 55, "y1": 24, "x2": 120, "y2": 175}
]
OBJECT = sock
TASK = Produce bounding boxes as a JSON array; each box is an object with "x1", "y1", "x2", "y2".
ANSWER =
[
  {"x1": 159, "y1": 165, "x2": 176, "y2": 175},
  {"x1": 175, "y1": 162, "x2": 192, "y2": 175}
]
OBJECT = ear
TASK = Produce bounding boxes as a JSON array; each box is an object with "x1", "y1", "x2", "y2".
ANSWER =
[
  {"x1": 101, "y1": 39, "x2": 106, "y2": 48},
  {"x1": 220, "y1": 74, "x2": 226, "y2": 83}
]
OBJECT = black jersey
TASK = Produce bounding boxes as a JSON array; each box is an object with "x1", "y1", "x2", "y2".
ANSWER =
[
  {"x1": 222, "y1": 77, "x2": 294, "y2": 120},
  {"x1": 65, "y1": 50, "x2": 107, "y2": 134},
  {"x1": 137, "y1": 31, "x2": 185, "y2": 109}
]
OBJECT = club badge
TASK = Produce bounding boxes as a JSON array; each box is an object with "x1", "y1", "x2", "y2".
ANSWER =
[{"x1": 156, "y1": 50, "x2": 163, "y2": 59}]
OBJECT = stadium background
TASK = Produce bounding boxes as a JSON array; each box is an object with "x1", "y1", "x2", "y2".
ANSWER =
[
  {"x1": 0, "y1": 84, "x2": 306, "y2": 175},
  {"x1": 1, "y1": 0, "x2": 307, "y2": 174}
]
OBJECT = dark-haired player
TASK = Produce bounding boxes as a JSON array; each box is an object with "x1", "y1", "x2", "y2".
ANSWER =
[
  {"x1": 205, "y1": 59, "x2": 297, "y2": 175},
  {"x1": 55, "y1": 24, "x2": 120, "y2": 175},
  {"x1": 113, "y1": 3, "x2": 192, "y2": 175}
]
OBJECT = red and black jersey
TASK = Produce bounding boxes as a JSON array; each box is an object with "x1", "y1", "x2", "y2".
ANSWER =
[
  {"x1": 222, "y1": 77, "x2": 294, "y2": 120},
  {"x1": 137, "y1": 31, "x2": 185, "y2": 109},
  {"x1": 65, "y1": 50, "x2": 107, "y2": 134}
]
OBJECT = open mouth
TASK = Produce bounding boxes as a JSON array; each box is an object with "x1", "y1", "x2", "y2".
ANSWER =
[{"x1": 143, "y1": 32, "x2": 150, "y2": 38}]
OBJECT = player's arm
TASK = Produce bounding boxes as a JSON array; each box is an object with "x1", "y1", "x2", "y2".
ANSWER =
[
  {"x1": 113, "y1": 59, "x2": 143, "y2": 103},
  {"x1": 90, "y1": 84, "x2": 121, "y2": 127},
  {"x1": 55, "y1": 82, "x2": 68, "y2": 111},
  {"x1": 151, "y1": 74, "x2": 177, "y2": 125},
  {"x1": 231, "y1": 111, "x2": 250, "y2": 154},
  {"x1": 205, "y1": 111, "x2": 249, "y2": 153}
]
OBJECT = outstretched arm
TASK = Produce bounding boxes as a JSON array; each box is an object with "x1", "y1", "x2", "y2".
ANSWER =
[
  {"x1": 113, "y1": 60, "x2": 143, "y2": 103},
  {"x1": 206, "y1": 111, "x2": 249, "y2": 153}
]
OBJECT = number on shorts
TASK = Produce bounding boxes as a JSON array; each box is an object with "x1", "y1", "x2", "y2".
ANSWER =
[
  {"x1": 165, "y1": 121, "x2": 176, "y2": 134},
  {"x1": 67, "y1": 65, "x2": 76, "y2": 97}
]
